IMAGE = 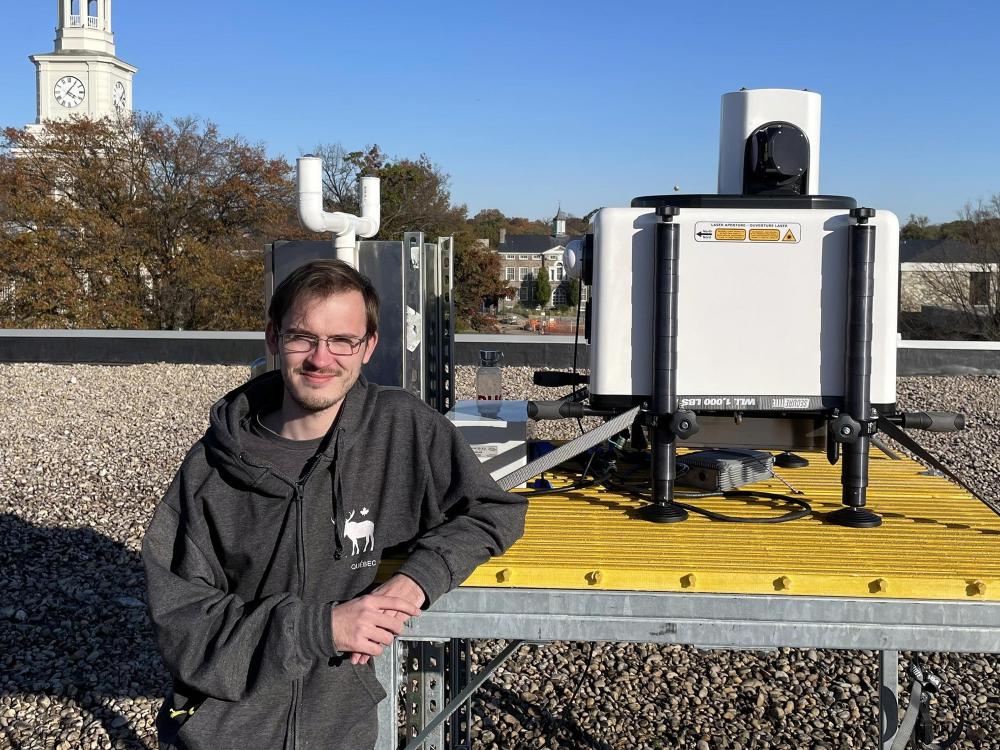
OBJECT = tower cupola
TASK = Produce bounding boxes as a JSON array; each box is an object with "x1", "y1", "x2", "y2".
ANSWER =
[{"x1": 57, "y1": 0, "x2": 117, "y2": 56}]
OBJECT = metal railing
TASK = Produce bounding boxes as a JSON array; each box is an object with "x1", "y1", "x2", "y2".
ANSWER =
[{"x1": 67, "y1": 15, "x2": 100, "y2": 28}]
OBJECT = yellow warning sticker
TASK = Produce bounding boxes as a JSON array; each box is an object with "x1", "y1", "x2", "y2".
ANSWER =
[
  {"x1": 694, "y1": 221, "x2": 800, "y2": 244},
  {"x1": 715, "y1": 228, "x2": 747, "y2": 241}
]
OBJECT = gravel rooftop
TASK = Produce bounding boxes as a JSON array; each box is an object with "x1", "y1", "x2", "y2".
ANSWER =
[{"x1": 1, "y1": 364, "x2": 998, "y2": 749}]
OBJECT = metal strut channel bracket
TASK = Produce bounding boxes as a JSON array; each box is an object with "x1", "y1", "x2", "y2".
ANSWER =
[
  {"x1": 403, "y1": 640, "x2": 446, "y2": 750},
  {"x1": 401, "y1": 640, "x2": 527, "y2": 750},
  {"x1": 446, "y1": 638, "x2": 472, "y2": 750}
]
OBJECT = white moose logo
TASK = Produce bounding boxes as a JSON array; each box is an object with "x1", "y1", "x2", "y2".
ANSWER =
[{"x1": 344, "y1": 508, "x2": 375, "y2": 555}]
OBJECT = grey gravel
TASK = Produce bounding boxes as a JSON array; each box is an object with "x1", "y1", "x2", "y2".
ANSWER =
[{"x1": 1, "y1": 363, "x2": 998, "y2": 749}]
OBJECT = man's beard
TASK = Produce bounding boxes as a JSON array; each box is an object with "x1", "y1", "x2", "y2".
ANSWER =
[{"x1": 287, "y1": 366, "x2": 351, "y2": 412}]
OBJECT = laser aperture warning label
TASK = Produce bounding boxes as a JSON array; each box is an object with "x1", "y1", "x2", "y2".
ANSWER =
[{"x1": 695, "y1": 221, "x2": 800, "y2": 244}]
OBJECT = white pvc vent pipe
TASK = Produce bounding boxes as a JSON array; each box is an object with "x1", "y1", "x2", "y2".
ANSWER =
[{"x1": 297, "y1": 156, "x2": 381, "y2": 267}]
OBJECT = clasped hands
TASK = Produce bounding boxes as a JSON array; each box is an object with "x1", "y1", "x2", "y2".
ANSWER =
[{"x1": 331, "y1": 573, "x2": 426, "y2": 665}]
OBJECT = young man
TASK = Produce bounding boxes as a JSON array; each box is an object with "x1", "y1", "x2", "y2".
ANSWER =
[{"x1": 143, "y1": 260, "x2": 527, "y2": 750}]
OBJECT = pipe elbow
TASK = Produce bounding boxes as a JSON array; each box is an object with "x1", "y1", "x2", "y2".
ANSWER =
[
  {"x1": 356, "y1": 176, "x2": 381, "y2": 238},
  {"x1": 296, "y1": 157, "x2": 380, "y2": 240},
  {"x1": 296, "y1": 156, "x2": 330, "y2": 233},
  {"x1": 297, "y1": 192, "x2": 328, "y2": 234},
  {"x1": 354, "y1": 216, "x2": 380, "y2": 239}
]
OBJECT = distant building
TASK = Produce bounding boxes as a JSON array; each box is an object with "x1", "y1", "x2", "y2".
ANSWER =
[
  {"x1": 494, "y1": 208, "x2": 587, "y2": 309},
  {"x1": 900, "y1": 238, "x2": 997, "y2": 313}
]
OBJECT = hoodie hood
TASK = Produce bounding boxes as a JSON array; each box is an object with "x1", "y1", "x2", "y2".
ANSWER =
[{"x1": 203, "y1": 370, "x2": 379, "y2": 500}]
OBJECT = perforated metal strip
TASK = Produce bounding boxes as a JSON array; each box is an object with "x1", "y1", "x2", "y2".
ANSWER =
[{"x1": 498, "y1": 406, "x2": 642, "y2": 491}]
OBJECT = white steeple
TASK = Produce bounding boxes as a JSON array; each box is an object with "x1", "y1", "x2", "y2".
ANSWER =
[{"x1": 29, "y1": 0, "x2": 137, "y2": 124}]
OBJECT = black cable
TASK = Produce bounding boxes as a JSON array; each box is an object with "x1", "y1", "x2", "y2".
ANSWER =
[
  {"x1": 604, "y1": 447, "x2": 810, "y2": 522},
  {"x1": 604, "y1": 479, "x2": 811, "y2": 524},
  {"x1": 571, "y1": 297, "x2": 585, "y2": 437},
  {"x1": 518, "y1": 474, "x2": 607, "y2": 497},
  {"x1": 519, "y1": 448, "x2": 607, "y2": 497},
  {"x1": 520, "y1": 442, "x2": 811, "y2": 523}
]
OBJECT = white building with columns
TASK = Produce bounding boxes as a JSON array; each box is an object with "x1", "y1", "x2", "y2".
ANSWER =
[{"x1": 28, "y1": 0, "x2": 137, "y2": 125}]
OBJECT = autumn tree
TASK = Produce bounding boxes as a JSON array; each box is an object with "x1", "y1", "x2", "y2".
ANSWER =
[
  {"x1": 506, "y1": 216, "x2": 550, "y2": 235},
  {"x1": 453, "y1": 229, "x2": 508, "y2": 331},
  {"x1": 0, "y1": 113, "x2": 303, "y2": 329},
  {"x1": 467, "y1": 208, "x2": 594, "y2": 243}
]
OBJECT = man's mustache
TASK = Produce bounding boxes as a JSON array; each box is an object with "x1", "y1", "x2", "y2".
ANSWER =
[{"x1": 294, "y1": 366, "x2": 341, "y2": 376}]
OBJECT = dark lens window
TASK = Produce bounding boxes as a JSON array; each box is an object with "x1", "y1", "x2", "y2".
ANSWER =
[{"x1": 743, "y1": 123, "x2": 809, "y2": 196}]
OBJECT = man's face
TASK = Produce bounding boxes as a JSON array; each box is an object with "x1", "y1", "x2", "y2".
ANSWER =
[{"x1": 265, "y1": 290, "x2": 378, "y2": 415}]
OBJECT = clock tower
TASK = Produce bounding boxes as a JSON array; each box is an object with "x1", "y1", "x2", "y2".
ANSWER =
[{"x1": 29, "y1": 0, "x2": 137, "y2": 123}]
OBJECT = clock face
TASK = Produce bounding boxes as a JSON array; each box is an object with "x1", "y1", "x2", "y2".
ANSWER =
[
  {"x1": 114, "y1": 81, "x2": 127, "y2": 109},
  {"x1": 54, "y1": 76, "x2": 86, "y2": 108}
]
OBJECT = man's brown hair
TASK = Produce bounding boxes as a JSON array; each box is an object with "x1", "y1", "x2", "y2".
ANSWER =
[{"x1": 268, "y1": 259, "x2": 380, "y2": 337}]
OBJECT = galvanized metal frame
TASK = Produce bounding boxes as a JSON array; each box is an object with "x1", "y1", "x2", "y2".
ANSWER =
[
  {"x1": 394, "y1": 588, "x2": 1000, "y2": 651},
  {"x1": 445, "y1": 636, "x2": 472, "y2": 750},
  {"x1": 436, "y1": 236, "x2": 455, "y2": 414},
  {"x1": 375, "y1": 587, "x2": 1000, "y2": 749},
  {"x1": 880, "y1": 649, "x2": 899, "y2": 750}
]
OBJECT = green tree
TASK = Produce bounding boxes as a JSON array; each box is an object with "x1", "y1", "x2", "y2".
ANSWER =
[
  {"x1": 566, "y1": 277, "x2": 580, "y2": 308},
  {"x1": 901, "y1": 214, "x2": 934, "y2": 240},
  {"x1": 535, "y1": 269, "x2": 552, "y2": 309},
  {"x1": 469, "y1": 208, "x2": 507, "y2": 246}
]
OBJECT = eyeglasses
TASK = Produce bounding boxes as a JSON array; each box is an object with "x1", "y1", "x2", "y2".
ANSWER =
[{"x1": 277, "y1": 330, "x2": 369, "y2": 356}]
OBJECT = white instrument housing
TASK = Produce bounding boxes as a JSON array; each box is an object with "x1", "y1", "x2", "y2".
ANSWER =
[{"x1": 588, "y1": 205, "x2": 899, "y2": 411}]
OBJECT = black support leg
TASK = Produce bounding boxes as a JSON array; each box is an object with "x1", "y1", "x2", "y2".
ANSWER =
[
  {"x1": 639, "y1": 206, "x2": 688, "y2": 523},
  {"x1": 829, "y1": 208, "x2": 882, "y2": 528}
]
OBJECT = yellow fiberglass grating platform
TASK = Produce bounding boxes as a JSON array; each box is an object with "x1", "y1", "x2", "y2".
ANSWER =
[{"x1": 461, "y1": 451, "x2": 1000, "y2": 602}]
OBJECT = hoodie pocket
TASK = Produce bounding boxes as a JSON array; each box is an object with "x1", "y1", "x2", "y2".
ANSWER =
[
  {"x1": 296, "y1": 659, "x2": 388, "y2": 748},
  {"x1": 156, "y1": 693, "x2": 201, "y2": 750},
  {"x1": 173, "y1": 686, "x2": 291, "y2": 750},
  {"x1": 352, "y1": 661, "x2": 387, "y2": 704}
]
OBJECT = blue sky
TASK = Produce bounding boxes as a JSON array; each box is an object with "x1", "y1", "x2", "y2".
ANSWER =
[{"x1": 2, "y1": 1, "x2": 998, "y2": 224}]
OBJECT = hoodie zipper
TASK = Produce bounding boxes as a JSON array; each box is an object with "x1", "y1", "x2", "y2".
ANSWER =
[
  {"x1": 291, "y1": 456, "x2": 325, "y2": 750},
  {"x1": 290, "y1": 480, "x2": 305, "y2": 750}
]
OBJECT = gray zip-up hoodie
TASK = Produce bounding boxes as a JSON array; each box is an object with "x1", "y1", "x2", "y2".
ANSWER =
[{"x1": 142, "y1": 371, "x2": 527, "y2": 750}]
